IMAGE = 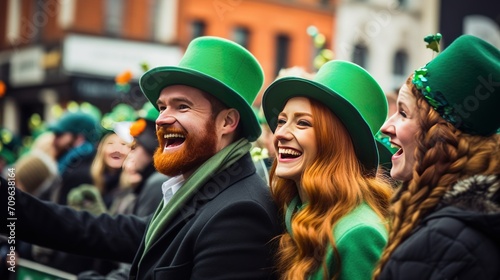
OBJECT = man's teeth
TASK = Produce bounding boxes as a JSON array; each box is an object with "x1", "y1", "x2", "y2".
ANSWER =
[
  {"x1": 279, "y1": 148, "x2": 301, "y2": 156},
  {"x1": 163, "y1": 133, "x2": 185, "y2": 139}
]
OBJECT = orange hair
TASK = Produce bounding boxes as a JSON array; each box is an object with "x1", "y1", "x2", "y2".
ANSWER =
[
  {"x1": 271, "y1": 99, "x2": 392, "y2": 279},
  {"x1": 372, "y1": 76, "x2": 500, "y2": 279}
]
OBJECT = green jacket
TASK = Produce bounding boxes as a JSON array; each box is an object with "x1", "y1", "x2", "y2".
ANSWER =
[{"x1": 309, "y1": 203, "x2": 387, "y2": 279}]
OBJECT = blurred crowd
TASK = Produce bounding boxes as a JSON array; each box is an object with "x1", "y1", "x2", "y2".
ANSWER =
[{"x1": 0, "y1": 101, "x2": 171, "y2": 276}]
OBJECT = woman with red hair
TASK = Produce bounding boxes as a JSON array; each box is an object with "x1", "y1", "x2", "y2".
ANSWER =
[
  {"x1": 262, "y1": 60, "x2": 393, "y2": 279},
  {"x1": 373, "y1": 35, "x2": 500, "y2": 279}
]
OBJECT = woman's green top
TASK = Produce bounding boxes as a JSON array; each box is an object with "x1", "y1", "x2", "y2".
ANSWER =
[{"x1": 286, "y1": 197, "x2": 388, "y2": 280}]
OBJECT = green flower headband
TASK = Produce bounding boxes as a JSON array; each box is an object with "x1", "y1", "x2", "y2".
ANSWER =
[{"x1": 412, "y1": 33, "x2": 468, "y2": 132}]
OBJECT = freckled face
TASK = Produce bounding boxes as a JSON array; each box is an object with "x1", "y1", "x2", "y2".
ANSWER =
[
  {"x1": 274, "y1": 97, "x2": 317, "y2": 185},
  {"x1": 380, "y1": 84, "x2": 420, "y2": 181}
]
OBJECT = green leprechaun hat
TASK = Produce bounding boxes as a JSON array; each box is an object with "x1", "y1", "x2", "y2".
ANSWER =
[
  {"x1": 412, "y1": 34, "x2": 500, "y2": 136},
  {"x1": 262, "y1": 60, "x2": 388, "y2": 171},
  {"x1": 48, "y1": 111, "x2": 102, "y2": 144},
  {"x1": 0, "y1": 127, "x2": 21, "y2": 164},
  {"x1": 139, "y1": 36, "x2": 264, "y2": 141}
]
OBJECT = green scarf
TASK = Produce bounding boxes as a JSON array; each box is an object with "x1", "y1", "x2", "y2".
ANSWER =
[{"x1": 140, "y1": 138, "x2": 251, "y2": 260}]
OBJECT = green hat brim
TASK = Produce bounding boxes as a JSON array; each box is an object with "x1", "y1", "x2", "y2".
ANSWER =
[
  {"x1": 140, "y1": 66, "x2": 261, "y2": 142},
  {"x1": 263, "y1": 77, "x2": 378, "y2": 171}
]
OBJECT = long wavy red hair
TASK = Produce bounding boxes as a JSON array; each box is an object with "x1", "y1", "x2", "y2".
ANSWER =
[
  {"x1": 372, "y1": 76, "x2": 500, "y2": 279},
  {"x1": 271, "y1": 98, "x2": 393, "y2": 279}
]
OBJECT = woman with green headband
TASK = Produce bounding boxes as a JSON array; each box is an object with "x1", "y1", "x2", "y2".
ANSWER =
[
  {"x1": 262, "y1": 60, "x2": 393, "y2": 279},
  {"x1": 374, "y1": 35, "x2": 500, "y2": 279}
]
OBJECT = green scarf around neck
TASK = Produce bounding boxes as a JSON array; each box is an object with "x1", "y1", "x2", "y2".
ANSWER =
[{"x1": 141, "y1": 138, "x2": 251, "y2": 259}]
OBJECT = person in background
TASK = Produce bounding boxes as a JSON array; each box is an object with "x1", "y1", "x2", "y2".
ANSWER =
[
  {"x1": 48, "y1": 110, "x2": 102, "y2": 205},
  {"x1": 111, "y1": 102, "x2": 169, "y2": 217},
  {"x1": 14, "y1": 131, "x2": 59, "y2": 199},
  {"x1": 133, "y1": 168, "x2": 169, "y2": 217},
  {"x1": 108, "y1": 118, "x2": 160, "y2": 215},
  {"x1": 15, "y1": 151, "x2": 58, "y2": 199},
  {"x1": 373, "y1": 34, "x2": 500, "y2": 279},
  {"x1": 66, "y1": 131, "x2": 131, "y2": 214},
  {"x1": 262, "y1": 60, "x2": 393, "y2": 279},
  {"x1": 90, "y1": 132, "x2": 131, "y2": 208},
  {"x1": 41, "y1": 110, "x2": 108, "y2": 276},
  {"x1": 0, "y1": 36, "x2": 281, "y2": 279},
  {"x1": 67, "y1": 132, "x2": 131, "y2": 213},
  {"x1": 67, "y1": 110, "x2": 165, "y2": 218}
]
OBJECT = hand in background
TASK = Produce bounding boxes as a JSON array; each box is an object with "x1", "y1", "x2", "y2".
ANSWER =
[{"x1": 67, "y1": 184, "x2": 107, "y2": 215}]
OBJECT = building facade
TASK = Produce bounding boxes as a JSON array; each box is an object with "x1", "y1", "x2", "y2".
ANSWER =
[
  {"x1": 0, "y1": 0, "x2": 336, "y2": 136},
  {"x1": 0, "y1": 0, "x2": 182, "y2": 136},
  {"x1": 334, "y1": 0, "x2": 439, "y2": 93}
]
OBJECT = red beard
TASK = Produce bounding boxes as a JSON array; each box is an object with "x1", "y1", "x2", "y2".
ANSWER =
[{"x1": 153, "y1": 119, "x2": 218, "y2": 177}]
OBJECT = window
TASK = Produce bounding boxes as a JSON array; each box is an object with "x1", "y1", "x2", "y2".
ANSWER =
[
  {"x1": 352, "y1": 43, "x2": 368, "y2": 68},
  {"x1": 393, "y1": 50, "x2": 408, "y2": 75},
  {"x1": 191, "y1": 20, "x2": 206, "y2": 40},
  {"x1": 397, "y1": 0, "x2": 407, "y2": 8},
  {"x1": 105, "y1": 0, "x2": 124, "y2": 36},
  {"x1": 32, "y1": 0, "x2": 48, "y2": 43},
  {"x1": 233, "y1": 27, "x2": 250, "y2": 49},
  {"x1": 392, "y1": 49, "x2": 408, "y2": 89},
  {"x1": 275, "y1": 34, "x2": 290, "y2": 76}
]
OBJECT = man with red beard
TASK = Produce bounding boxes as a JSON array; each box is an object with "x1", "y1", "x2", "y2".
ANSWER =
[{"x1": 0, "y1": 36, "x2": 281, "y2": 280}]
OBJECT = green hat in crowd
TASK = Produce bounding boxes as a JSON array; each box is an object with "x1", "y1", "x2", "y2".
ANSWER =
[
  {"x1": 101, "y1": 103, "x2": 137, "y2": 131},
  {"x1": 252, "y1": 106, "x2": 267, "y2": 125},
  {"x1": 375, "y1": 132, "x2": 398, "y2": 171},
  {"x1": 0, "y1": 127, "x2": 21, "y2": 164},
  {"x1": 412, "y1": 34, "x2": 500, "y2": 136},
  {"x1": 48, "y1": 111, "x2": 102, "y2": 143},
  {"x1": 140, "y1": 36, "x2": 264, "y2": 141},
  {"x1": 113, "y1": 102, "x2": 160, "y2": 147},
  {"x1": 263, "y1": 60, "x2": 388, "y2": 171},
  {"x1": 138, "y1": 101, "x2": 160, "y2": 122}
]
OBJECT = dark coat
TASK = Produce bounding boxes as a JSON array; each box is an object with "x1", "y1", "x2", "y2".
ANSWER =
[
  {"x1": 134, "y1": 171, "x2": 169, "y2": 217},
  {"x1": 1, "y1": 153, "x2": 281, "y2": 279},
  {"x1": 379, "y1": 175, "x2": 500, "y2": 280},
  {"x1": 54, "y1": 143, "x2": 96, "y2": 205}
]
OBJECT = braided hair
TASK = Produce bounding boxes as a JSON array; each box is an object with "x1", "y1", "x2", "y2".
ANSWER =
[{"x1": 372, "y1": 76, "x2": 500, "y2": 279}]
